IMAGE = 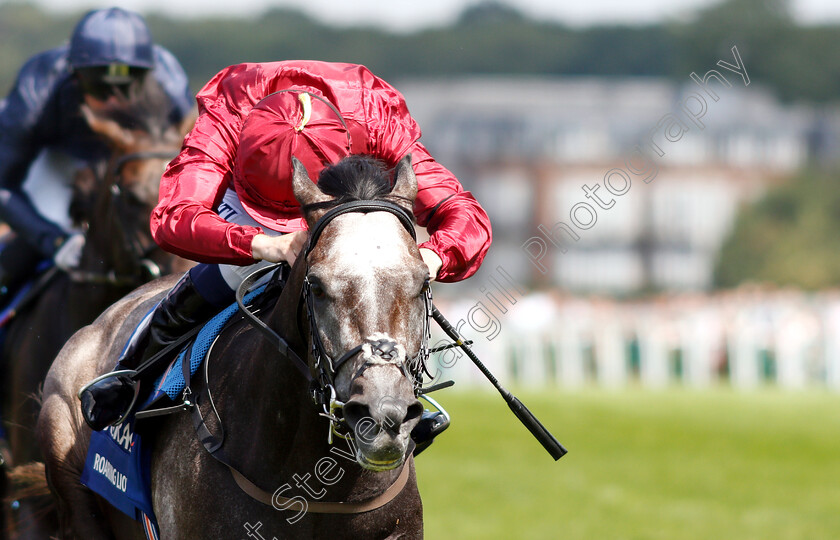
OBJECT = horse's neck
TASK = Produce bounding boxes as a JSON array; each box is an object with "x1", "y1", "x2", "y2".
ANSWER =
[
  {"x1": 214, "y1": 265, "x2": 405, "y2": 501},
  {"x1": 210, "y1": 266, "x2": 315, "y2": 467},
  {"x1": 275, "y1": 259, "x2": 309, "y2": 350}
]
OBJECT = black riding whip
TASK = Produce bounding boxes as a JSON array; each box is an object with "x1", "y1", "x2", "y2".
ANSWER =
[{"x1": 431, "y1": 305, "x2": 568, "y2": 461}]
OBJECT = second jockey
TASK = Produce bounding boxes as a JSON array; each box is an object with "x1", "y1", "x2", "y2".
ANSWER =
[{"x1": 0, "y1": 8, "x2": 193, "y2": 294}]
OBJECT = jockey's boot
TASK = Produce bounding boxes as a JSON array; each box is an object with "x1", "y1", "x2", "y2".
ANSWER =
[
  {"x1": 411, "y1": 409, "x2": 451, "y2": 456},
  {"x1": 79, "y1": 272, "x2": 216, "y2": 430}
]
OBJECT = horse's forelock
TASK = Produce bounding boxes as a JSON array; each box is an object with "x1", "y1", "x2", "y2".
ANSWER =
[
  {"x1": 318, "y1": 155, "x2": 391, "y2": 199},
  {"x1": 302, "y1": 155, "x2": 415, "y2": 218}
]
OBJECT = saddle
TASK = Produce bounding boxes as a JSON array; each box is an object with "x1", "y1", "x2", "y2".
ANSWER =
[{"x1": 135, "y1": 270, "x2": 284, "y2": 420}]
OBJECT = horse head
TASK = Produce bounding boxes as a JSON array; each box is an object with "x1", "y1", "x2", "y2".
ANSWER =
[
  {"x1": 291, "y1": 154, "x2": 428, "y2": 471},
  {"x1": 73, "y1": 77, "x2": 196, "y2": 283}
]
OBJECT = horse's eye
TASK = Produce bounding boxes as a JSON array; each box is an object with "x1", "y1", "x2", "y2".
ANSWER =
[
  {"x1": 310, "y1": 282, "x2": 326, "y2": 299},
  {"x1": 418, "y1": 278, "x2": 431, "y2": 297}
]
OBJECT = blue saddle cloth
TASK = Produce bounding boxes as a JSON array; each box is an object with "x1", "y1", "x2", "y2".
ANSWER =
[
  {"x1": 80, "y1": 284, "x2": 267, "y2": 539},
  {"x1": 142, "y1": 283, "x2": 267, "y2": 408},
  {"x1": 80, "y1": 417, "x2": 156, "y2": 533}
]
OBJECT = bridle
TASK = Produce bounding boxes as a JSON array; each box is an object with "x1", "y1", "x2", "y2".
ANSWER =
[
  {"x1": 66, "y1": 150, "x2": 178, "y2": 286},
  {"x1": 237, "y1": 199, "x2": 433, "y2": 443},
  {"x1": 304, "y1": 201, "x2": 432, "y2": 384},
  {"x1": 201, "y1": 198, "x2": 433, "y2": 513}
]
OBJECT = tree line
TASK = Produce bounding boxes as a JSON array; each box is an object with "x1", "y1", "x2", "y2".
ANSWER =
[
  {"x1": 2, "y1": 0, "x2": 839, "y2": 289},
  {"x1": 0, "y1": 0, "x2": 837, "y2": 104}
]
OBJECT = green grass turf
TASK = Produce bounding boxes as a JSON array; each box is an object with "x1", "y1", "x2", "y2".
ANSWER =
[{"x1": 414, "y1": 387, "x2": 840, "y2": 540}]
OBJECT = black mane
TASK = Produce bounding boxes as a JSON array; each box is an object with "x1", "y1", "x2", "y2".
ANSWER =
[{"x1": 303, "y1": 155, "x2": 414, "y2": 217}]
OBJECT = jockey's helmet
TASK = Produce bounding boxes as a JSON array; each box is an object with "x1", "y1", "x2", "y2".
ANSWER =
[
  {"x1": 233, "y1": 90, "x2": 351, "y2": 230},
  {"x1": 69, "y1": 8, "x2": 154, "y2": 98}
]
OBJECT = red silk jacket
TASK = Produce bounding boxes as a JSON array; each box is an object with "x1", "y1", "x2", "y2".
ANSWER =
[{"x1": 151, "y1": 60, "x2": 492, "y2": 282}]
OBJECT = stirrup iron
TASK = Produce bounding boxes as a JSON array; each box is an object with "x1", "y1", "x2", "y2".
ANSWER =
[{"x1": 78, "y1": 369, "x2": 141, "y2": 427}]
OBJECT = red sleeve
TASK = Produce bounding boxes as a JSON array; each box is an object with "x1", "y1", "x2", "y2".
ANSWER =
[
  {"x1": 151, "y1": 64, "x2": 266, "y2": 264},
  {"x1": 152, "y1": 62, "x2": 492, "y2": 274},
  {"x1": 369, "y1": 89, "x2": 492, "y2": 282}
]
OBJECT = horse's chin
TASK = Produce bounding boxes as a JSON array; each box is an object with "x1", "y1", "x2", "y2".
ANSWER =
[{"x1": 355, "y1": 447, "x2": 406, "y2": 472}]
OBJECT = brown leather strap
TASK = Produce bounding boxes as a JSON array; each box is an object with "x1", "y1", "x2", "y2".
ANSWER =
[{"x1": 228, "y1": 459, "x2": 411, "y2": 514}]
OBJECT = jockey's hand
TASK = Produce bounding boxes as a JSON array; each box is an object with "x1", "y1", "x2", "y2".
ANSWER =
[
  {"x1": 54, "y1": 234, "x2": 86, "y2": 270},
  {"x1": 251, "y1": 231, "x2": 307, "y2": 266},
  {"x1": 419, "y1": 248, "x2": 442, "y2": 281}
]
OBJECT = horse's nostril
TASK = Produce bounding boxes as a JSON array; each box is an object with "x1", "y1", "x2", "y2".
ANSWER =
[
  {"x1": 343, "y1": 401, "x2": 370, "y2": 428},
  {"x1": 345, "y1": 397, "x2": 424, "y2": 442},
  {"x1": 405, "y1": 401, "x2": 423, "y2": 423}
]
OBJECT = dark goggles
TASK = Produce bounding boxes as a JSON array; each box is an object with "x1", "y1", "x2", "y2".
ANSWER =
[{"x1": 75, "y1": 65, "x2": 149, "y2": 100}]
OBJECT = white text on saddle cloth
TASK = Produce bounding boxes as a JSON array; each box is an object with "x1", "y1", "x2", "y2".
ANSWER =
[{"x1": 108, "y1": 422, "x2": 135, "y2": 452}]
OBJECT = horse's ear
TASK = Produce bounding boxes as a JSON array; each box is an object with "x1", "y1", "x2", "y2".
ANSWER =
[
  {"x1": 80, "y1": 102, "x2": 136, "y2": 152},
  {"x1": 391, "y1": 154, "x2": 418, "y2": 203},
  {"x1": 291, "y1": 157, "x2": 331, "y2": 224}
]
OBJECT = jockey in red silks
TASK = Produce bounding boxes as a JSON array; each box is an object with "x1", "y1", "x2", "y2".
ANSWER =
[{"x1": 80, "y1": 60, "x2": 493, "y2": 435}]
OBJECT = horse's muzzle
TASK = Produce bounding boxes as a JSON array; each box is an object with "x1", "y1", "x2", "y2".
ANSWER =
[{"x1": 342, "y1": 373, "x2": 423, "y2": 470}]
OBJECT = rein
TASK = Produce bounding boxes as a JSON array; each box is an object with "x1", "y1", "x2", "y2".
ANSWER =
[
  {"x1": 236, "y1": 200, "x2": 433, "y2": 427},
  {"x1": 184, "y1": 289, "x2": 414, "y2": 515},
  {"x1": 199, "y1": 199, "x2": 433, "y2": 514}
]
